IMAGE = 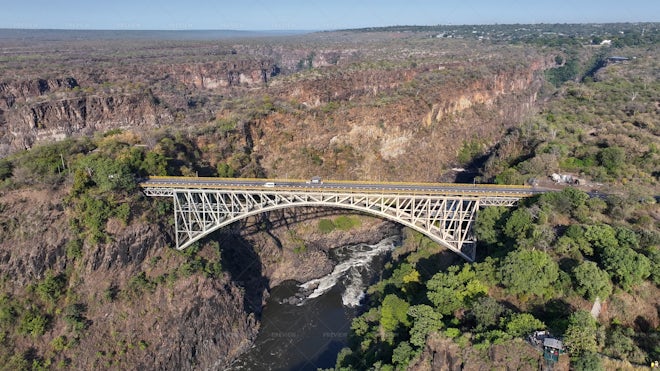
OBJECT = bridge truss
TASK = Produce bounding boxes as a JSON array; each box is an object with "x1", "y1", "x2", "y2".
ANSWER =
[{"x1": 143, "y1": 187, "x2": 519, "y2": 262}]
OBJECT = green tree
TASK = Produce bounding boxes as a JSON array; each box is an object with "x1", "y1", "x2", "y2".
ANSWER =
[
  {"x1": 141, "y1": 151, "x2": 168, "y2": 176},
  {"x1": 35, "y1": 272, "x2": 66, "y2": 303},
  {"x1": 615, "y1": 227, "x2": 639, "y2": 250},
  {"x1": 407, "y1": 305, "x2": 443, "y2": 348},
  {"x1": 216, "y1": 162, "x2": 235, "y2": 178},
  {"x1": 598, "y1": 146, "x2": 625, "y2": 173},
  {"x1": 474, "y1": 206, "x2": 507, "y2": 245},
  {"x1": 495, "y1": 168, "x2": 525, "y2": 185},
  {"x1": 505, "y1": 313, "x2": 545, "y2": 338},
  {"x1": 380, "y1": 294, "x2": 410, "y2": 335},
  {"x1": 561, "y1": 224, "x2": 593, "y2": 256},
  {"x1": 391, "y1": 341, "x2": 414, "y2": 368},
  {"x1": 18, "y1": 307, "x2": 49, "y2": 337},
  {"x1": 601, "y1": 246, "x2": 651, "y2": 291},
  {"x1": 5, "y1": 353, "x2": 30, "y2": 371},
  {"x1": 539, "y1": 187, "x2": 589, "y2": 216},
  {"x1": 584, "y1": 224, "x2": 619, "y2": 250},
  {"x1": 498, "y1": 250, "x2": 559, "y2": 297},
  {"x1": 563, "y1": 310, "x2": 598, "y2": 356},
  {"x1": 648, "y1": 247, "x2": 660, "y2": 285},
  {"x1": 503, "y1": 209, "x2": 533, "y2": 241},
  {"x1": 546, "y1": 56, "x2": 579, "y2": 86},
  {"x1": 63, "y1": 303, "x2": 88, "y2": 332},
  {"x1": 0, "y1": 294, "x2": 17, "y2": 325},
  {"x1": 603, "y1": 325, "x2": 645, "y2": 363},
  {"x1": 471, "y1": 296, "x2": 507, "y2": 330},
  {"x1": 427, "y1": 265, "x2": 488, "y2": 315},
  {"x1": 572, "y1": 261, "x2": 612, "y2": 300}
]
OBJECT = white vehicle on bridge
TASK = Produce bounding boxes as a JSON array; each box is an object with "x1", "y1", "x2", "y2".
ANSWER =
[
  {"x1": 306, "y1": 176, "x2": 323, "y2": 185},
  {"x1": 263, "y1": 182, "x2": 275, "y2": 187}
]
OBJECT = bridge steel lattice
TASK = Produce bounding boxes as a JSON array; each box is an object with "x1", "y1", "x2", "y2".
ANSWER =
[{"x1": 142, "y1": 187, "x2": 521, "y2": 262}]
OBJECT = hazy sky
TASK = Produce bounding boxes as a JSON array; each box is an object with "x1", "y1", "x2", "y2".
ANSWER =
[{"x1": 3, "y1": 0, "x2": 658, "y2": 30}]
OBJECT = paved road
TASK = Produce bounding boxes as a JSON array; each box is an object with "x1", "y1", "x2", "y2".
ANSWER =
[{"x1": 140, "y1": 176, "x2": 546, "y2": 197}]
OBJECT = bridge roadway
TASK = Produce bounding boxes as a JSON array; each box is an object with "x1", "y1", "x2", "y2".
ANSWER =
[{"x1": 139, "y1": 176, "x2": 543, "y2": 198}]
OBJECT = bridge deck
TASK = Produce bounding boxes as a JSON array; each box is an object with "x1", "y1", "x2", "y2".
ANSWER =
[{"x1": 139, "y1": 176, "x2": 542, "y2": 198}]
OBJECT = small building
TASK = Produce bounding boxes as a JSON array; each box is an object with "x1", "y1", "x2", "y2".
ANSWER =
[{"x1": 543, "y1": 337, "x2": 565, "y2": 363}]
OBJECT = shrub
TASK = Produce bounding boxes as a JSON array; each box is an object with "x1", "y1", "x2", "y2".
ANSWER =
[
  {"x1": 123, "y1": 272, "x2": 156, "y2": 299},
  {"x1": 51, "y1": 335, "x2": 69, "y2": 352},
  {"x1": 35, "y1": 272, "x2": 66, "y2": 304},
  {"x1": 571, "y1": 351, "x2": 603, "y2": 371},
  {"x1": 0, "y1": 159, "x2": 12, "y2": 180},
  {"x1": 114, "y1": 202, "x2": 131, "y2": 225},
  {"x1": 18, "y1": 307, "x2": 49, "y2": 337},
  {"x1": 65, "y1": 239, "x2": 83, "y2": 260},
  {"x1": 318, "y1": 219, "x2": 336, "y2": 233},
  {"x1": 335, "y1": 215, "x2": 360, "y2": 231}
]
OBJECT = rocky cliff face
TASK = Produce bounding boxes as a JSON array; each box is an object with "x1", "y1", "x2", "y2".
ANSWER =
[
  {"x1": 0, "y1": 187, "x2": 398, "y2": 369},
  {"x1": 410, "y1": 333, "x2": 554, "y2": 371},
  {"x1": 250, "y1": 52, "x2": 551, "y2": 183},
  {"x1": 0, "y1": 57, "x2": 278, "y2": 156},
  {"x1": 4, "y1": 92, "x2": 170, "y2": 151},
  {"x1": 169, "y1": 60, "x2": 279, "y2": 89},
  {"x1": 0, "y1": 188, "x2": 259, "y2": 369}
]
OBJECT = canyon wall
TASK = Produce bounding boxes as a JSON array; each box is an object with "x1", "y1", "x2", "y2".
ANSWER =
[{"x1": 0, "y1": 58, "x2": 278, "y2": 156}]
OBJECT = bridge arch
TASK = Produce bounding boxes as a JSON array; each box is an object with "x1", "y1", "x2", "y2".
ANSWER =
[
  {"x1": 181, "y1": 200, "x2": 475, "y2": 260},
  {"x1": 143, "y1": 188, "x2": 499, "y2": 261}
]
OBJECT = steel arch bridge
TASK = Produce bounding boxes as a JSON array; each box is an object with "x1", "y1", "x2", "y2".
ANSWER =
[{"x1": 141, "y1": 178, "x2": 533, "y2": 262}]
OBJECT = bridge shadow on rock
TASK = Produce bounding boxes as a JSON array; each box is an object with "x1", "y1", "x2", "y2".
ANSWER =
[
  {"x1": 414, "y1": 249, "x2": 463, "y2": 279},
  {"x1": 531, "y1": 298, "x2": 574, "y2": 335},
  {"x1": 240, "y1": 207, "x2": 352, "y2": 237},
  {"x1": 208, "y1": 224, "x2": 269, "y2": 317}
]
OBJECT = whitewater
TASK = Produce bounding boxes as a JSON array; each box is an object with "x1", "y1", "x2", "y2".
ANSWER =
[{"x1": 298, "y1": 235, "x2": 399, "y2": 307}]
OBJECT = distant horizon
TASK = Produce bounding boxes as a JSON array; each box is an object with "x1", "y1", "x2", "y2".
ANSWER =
[
  {"x1": 0, "y1": 20, "x2": 658, "y2": 34},
  {"x1": 2, "y1": 1, "x2": 658, "y2": 31}
]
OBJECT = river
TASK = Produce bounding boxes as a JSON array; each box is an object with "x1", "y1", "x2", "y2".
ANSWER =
[{"x1": 227, "y1": 236, "x2": 399, "y2": 370}]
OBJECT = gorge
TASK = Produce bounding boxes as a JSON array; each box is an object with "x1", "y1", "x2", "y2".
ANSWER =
[{"x1": 0, "y1": 25, "x2": 658, "y2": 370}]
